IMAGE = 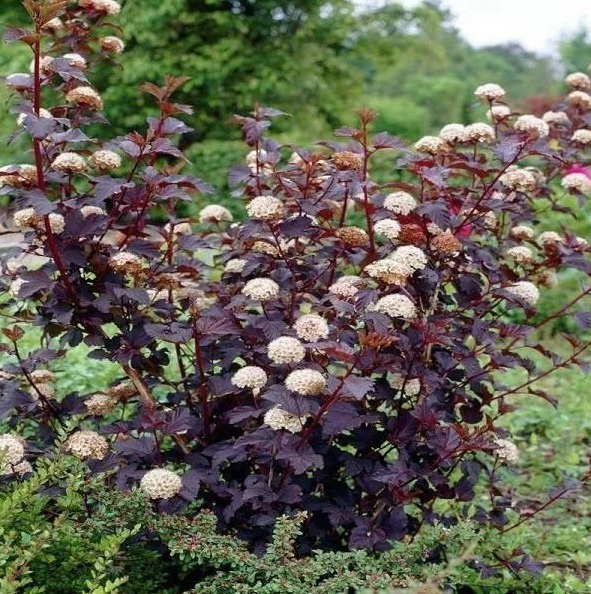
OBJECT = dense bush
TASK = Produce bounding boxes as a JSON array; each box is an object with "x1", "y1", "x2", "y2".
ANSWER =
[{"x1": 1, "y1": 0, "x2": 591, "y2": 561}]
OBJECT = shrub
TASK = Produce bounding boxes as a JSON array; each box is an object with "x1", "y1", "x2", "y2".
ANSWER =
[{"x1": 1, "y1": 0, "x2": 590, "y2": 556}]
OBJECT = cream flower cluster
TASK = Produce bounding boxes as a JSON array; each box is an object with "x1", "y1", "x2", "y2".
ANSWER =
[
  {"x1": 389, "y1": 245, "x2": 428, "y2": 272},
  {"x1": 285, "y1": 369, "x2": 326, "y2": 395},
  {"x1": 85, "y1": 393, "x2": 117, "y2": 415},
  {"x1": 537, "y1": 231, "x2": 563, "y2": 245},
  {"x1": 513, "y1": 115, "x2": 549, "y2": 139},
  {"x1": 81, "y1": 205, "x2": 106, "y2": 218},
  {"x1": 486, "y1": 105, "x2": 511, "y2": 122},
  {"x1": 242, "y1": 278, "x2": 279, "y2": 300},
  {"x1": 246, "y1": 195, "x2": 284, "y2": 221},
  {"x1": 493, "y1": 438, "x2": 519, "y2": 463},
  {"x1": 373, "y1": 218, "x2": 401, "y2": 241},
  {"x1": 100, "y1": 36, "x2": 125, "y2": 53},
  {"x1": 224, "y1": 258, "x2": 247, "y2": 274},
  {"x1": 0, "y1": 434, "x2": 26, "y2": 475},
  {"x1": 12, "y1": 207, "x2": 65, "y2": 234},
  {"x1": 542, "y1": 111, "x2": 570, "y2": 126},
  {"x1": 567, "y1": 91, "x2": 591, "y2": 109},
  {"x1": 499, "y1": 167, "x2": 537, "y2": 192},
  {"x1": 390, "y1": 373, "x2": 421, "y2": 397},
  {"x1": 64, "y1": 430, "x2": 108, "y2": 460},
  {"x1": 89, "y1": 150, "x2": 121, "y2": 171},
  {"x1": 414, "y1": 135, "x2": 449, "y2": 155},
  {"x1": 438, "y1": 123, "x2": 467, "y2": 143},
  {"x1": 571, "y1": 129, "x2": 591, "y2": 144},
  {"x1": 109, "y1": 251, "x2": 147, "y2": 275},
  {"x1": 51, "y1": 152, "x2": 87, "y2": 174},
  {"x1": 79, "y1": 0, "x2": 121, "y2": 14},
  {"x1": 505, "y1": 281, "x2": 540, "y2": 306},
  {"x1": 562, "y1": 172, "x2": 591, "y2": 194},
  {"x1": 264, "y1": 406, "x2": 306, "y2": 433},
  {"x1": 474, "y1": 83, "x2": 506, "y2": 102},
  {"x1": 293, "y1": 314, "x2": 329, "y2": 342},
  {"x1": 199, "y1": 204, "x2": 233, "y2": 224},
  {"x1": 231, "y1": 366, "x2": 268, "y2": 392},
  {"x1": 509, "y1": 225, "x2": 534, "y2": 240},
  {"x1": 140, "y1": 468, "x2": 183, "y2": 499},
  {"x1": 565, "y1": 72, "x2": 591, "y2": 90},
  {"x1": 465, "y1": 123, "x2": 496, "y2": 143},
  {"x1": 371, "y1": 294, "x2": 417, "y2": 319},
  {"x1": 267, "y1": 337, "x2": 305, "y2": 364},
  {"x1": 383, "y1": 192, "x2": 416, "y2": 215},
  {"x1": 66, "y1": 86, "x2": 104, "y2": 110},
  {"x1": 365, "y1": 258, "x2": 410, "y2": 285},
  {"x1": 506, "y1": 246, "x2": 534, "y2": 264}
]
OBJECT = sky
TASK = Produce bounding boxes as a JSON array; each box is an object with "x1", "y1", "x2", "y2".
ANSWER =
[{"x1": 355, "y1": 0, "x2": 591, "y2": 55}]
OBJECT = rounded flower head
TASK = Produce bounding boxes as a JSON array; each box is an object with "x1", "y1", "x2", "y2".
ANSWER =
[
  {"x1": 474, "y1": 83, "x2": 506, "y2": 102},
  {"x1": 504, "y1": 281, "x2": 540, "y2": 307},
  {"x1": 293, "y1": 314, "x2": 329, "y2": 342},
  {"x1": 224, "y1": 258, "x2": 247, "y2": 274},
  {"x1": 198, "y1": 204, "x2": 233, "y2": 224},
  {"x1": 85, "y1": 393, "x2": 117, "y2": 415},
  {"x1": 329, "y1": 281, "x2": 359, "y2": 299},
  {"x1": 164, "y1": 222, "x2": 192, "y2": 236},
  {"x1": 79, "y1": 0, "x2": 121, "y2": 14},
  {"x1": 373, "y1": 218, "x2": 401, "y2": 241},
  {"x1": 438, "y1": 123, "x2": 468, "y2": 143},
  {"x1": 140, "y1": 468, "x2": 183, "y2": 500},
  {"x1": 242, "y1": 278, "x2": 279, "y2": 301},
  {"x1": 506, "y1": 246, "x2": 534, "y2": 264},
  {"x1": 538, "y1": 270, "x2": 558, "y2": 288},
  {"x1": 486, "y1": 105, "x2": 511, "y2": 122},
  {"x1": 47, "y1": 211, "x2": 65, "y2": 233},
  {"x1": 51, "y1": 152, "x2": 87, "y2": 174},
  {"x1": 493, "y1": 438, "x2": 519, "y2": 463},
  {"x1": 371, "y1": 294, "x2": 417, "y2": 319},
  {"x1": 267, "y1": 336, "x2": 305, "y2": 365},
  {"x1": 285, "y1": 369, "x2": 326, "y2": 396},
  {"x1": 64, "y1": 430, "x2": 108, "y2": 460},
  {"x1": 414, "y1": 135, "x2": 449, "y2": 155},
  {"x1": 100, "y1": 36, "x2": 125, "y2": 53},
  {"x1": 510, "y1": 225, "x2": 534, "y2": 240},
  {"x1": 246, "y1": 149, "x2": 268, "y2": 164},
  {"x1": 89, "y1": 150, "x2": 121, "y2": 171},
  {"x1": 335, "y1": 226, "x2": 368, "y2": 246},
  {"x1": 465, "y1": 123, "x2": 496, "y2": 143},
  {"x1": 513, "y1": 115, "x2": 549, "y2": 139},
  {"x1": 571, "y1": 129, "x2": 591, "y2": 145},
  {"x1": 390, "y1": 245, "x2": 428, "y2": 272},
  {"x1": 332, "y1": 151, "x2": 363, "y2": 170},
  {"x1": 42, "y1": 17, "x2": 63, "y2": 32},
  {"x1": 109, "y1": 251, "x2": 147, "y2": 276},
  {"x1": 365, "y1": 258, "x2": 411, "y2": 285},
  {"x1": 13, "y1": 207, "x2": 37, "y2": 230},
  {"x1": 499, "y1": 167, "x2": 537, "y2": 192},
  {"x1": 542, "y1": 111, "x2": 570, "y2": 126},
  {"x1": 562, "y1": 172, "x2": 591, "y2": 194},
  {"x1": 384, "y1": 192, "x2": 416, "y2": 216},
  {"x1": 537, "y1": 231, "x2": 563, "y2": 246},
  {"x1": 264, "y1": 406, "x2": 306, "y2": 433},
  {"x1": 566, "y1": 72, "x2": 591, "y2": 90},
  {"x1": 0, "y1": 460, "x2": 33, "y2": 476},
  {"x1": 431, "y1": 231, "x2": 462, "y2": 255},
  {"x1": 246, "y1": 195, "x2": 284, "y2": 221},
  {"x1": 567, "y1": 91, "x2": 591, "y2": 109},
  {"x1": 81, "y1": 205, "x2": 106, "y2": 218},
  {"x1": 66, "y1": 86, "x2": 103, "y2": 110},
  {"x1": 17, "y1": 108, "x2": 52, "y2": 126},
  {"x1": 62, "y1": 53, "x2": 87, "y2": 69},
  {"x1": 29, "y1": 369, "x2": 54, "y2": 384},
  {"x1": 0, "y1": 435, "x2": 25, "y2": 466},
  {"x1": 231, "y1": 366, "x2": 268, "y2": 392}
]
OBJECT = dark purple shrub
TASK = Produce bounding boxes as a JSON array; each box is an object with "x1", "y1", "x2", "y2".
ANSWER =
[{"x1": 1, "y1": 2, "x2": 590, "y2": 552}]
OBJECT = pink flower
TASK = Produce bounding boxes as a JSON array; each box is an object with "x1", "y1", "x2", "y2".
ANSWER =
[{"x1": 565, "y1": 163, "x2": 591, "y2": 179}]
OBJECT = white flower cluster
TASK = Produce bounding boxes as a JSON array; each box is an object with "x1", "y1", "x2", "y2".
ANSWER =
[
  {"x1": 474, "y1": 83, "x2": 506, "y2": 102},
  {"x1": 513, "y1": 115, "x2": 549, "y2": 139},
  {"x1": 384, "y1": 192, "x2": 416, "y2": 215},
  {"x1": 242, "y1": 277, "x2": 279, "y2": 300},
  {"x1": 199, "y1": 204, "x2": 233, "y2": 224},
  {"x1": 567, "y1": 91, "x2": 591, "y2": 109},
  {"x1": 438, "y1": 123, "x2": 467, "y2": 143},
  {"x1": 542, "y1": 111, "x2": 570, "y2": 126},
  {"x1": 509, "y1": 225, "x2": 534, "y2": 240},
  {"x1": 571, "y1": 129, "x2": 591, "y2": 145},
  {"x1": 499, "y1": 167, "x2": 537, "y2": 192},
  {"x1": 231, "y1": 366, "x2": 268, "y2": 392},
  {"x1": 373, "y1": 218, "x2": 401, "y2": 241},
  {"x1": 246, "y1": 195, "x2": 284, "y2": 221},
  {"x1": 267, "y1": 337, "x2": 305, "y2": 364},
  {"x1": 66, "y1": 86, "x2": 104, "y2": 110},
  {"x1": 565, "y1": 72, "x2": 591, "y2": 90},
  {"x1": 562, "y1": 172, "x2": 591, "y2": 194},
  {"x1": 109, "y1": 251, "x2": 147, "y2": 275},
  {"x1": 81, "y1": 205, "x2": 106, "y2": 218},
  {"x1": 465, "y1": 123, "x2": 496, "y2": 143},
  {"x1": 390, "y1": 373, "x2": 421, "y2": 397},
  {"x1": 224, "y1": 258, "x2": 247, "y2": 274},
  {"x1": 504, "y1": 281, "x2": 540, "y2": 307},
  {"x1": 486, "y1": 105, "x2": 511, "y2": 122},
  {"x1": 537, "y1": 231, "x2": 563, "y2": 245},
  {"x1": 0, "y1": 434, "x2": 27, "y2": 475},
  {"x1": 12, "y1": 207, "x2": 65, "y2": 234},
  {"x1": 414, "y1": 136, "x2": 449, "y2": 155},
  {"x1": 100, "y1": 36, "x2": 125, "y2": 53},
  {"x1": 390, "y1": 245, "x2": 428, "y2": 272},
  {"x1": 506, "y1": 246, "x2": 534, "y2": 264},
  {"x1": 140, "y1": 468, "x2": 183, "y2": 499},
  {"x1": 79, "y1": 0, "x2": 121, "y2": 14},
  {"x1": 63, "y1": 53, "x2": 87, "y2": 69},
  {"x1": 85, "y1": 393, "x2": 117, "y2": 415},
  {"x1": 64, "y1": 430, "x2": 108, "y2": 460},
  {"x1": 293, "y1": 314, "x2": 329, "y2": 342},
  {"x1": 264, "y1": 406, "x2": 306, "y2": 433},
  {"x1": 371, "y1": 294, "x2": 417, "y2": 319},
  {"x1": 365, "y1": 258, "x2": 410, "y2": 285},
  {"x1": 285, "y1": 369, "x2": 326, "y2": 395},
  {"x1": 493, "y1": 438, "x2": 519, "y2": 463},
  {"x1": 51, "y1": 152, "x2": 88, "y2": 174},
  {"x1": 89, "y1": 150, "x2": 121, "y2": 171}
]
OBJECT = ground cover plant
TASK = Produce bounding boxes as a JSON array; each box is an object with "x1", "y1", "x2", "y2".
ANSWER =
[{"x1": 1, "y1": 1, "x2": 591, "y2": 591}]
